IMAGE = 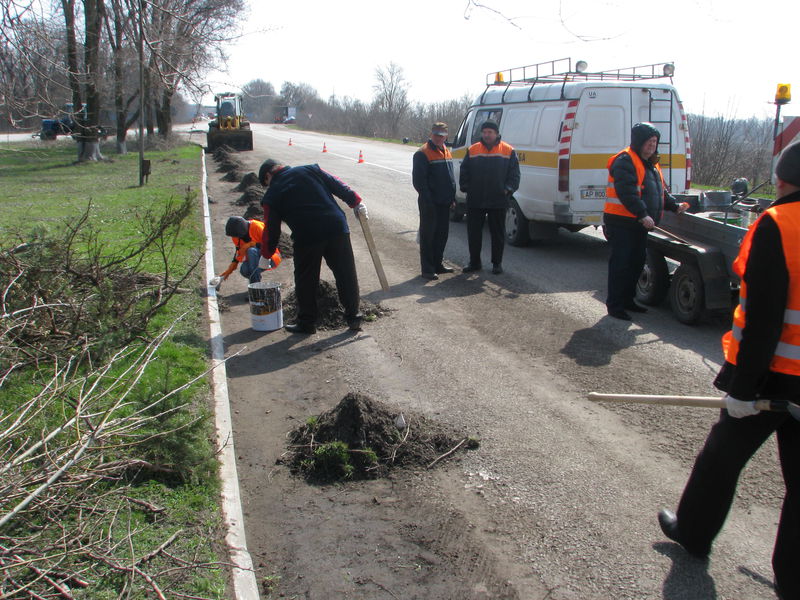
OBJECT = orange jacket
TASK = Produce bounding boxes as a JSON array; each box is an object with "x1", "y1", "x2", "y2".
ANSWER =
[
  {"x1": 604, "y1": 147, "x2": 667, "y2": 219},
  {"x1": 722, "y1": 202, "x2": 800, "y2": 376},
  {"x1": 232, "y1": 219, "x2": 265, "y2": 263}
]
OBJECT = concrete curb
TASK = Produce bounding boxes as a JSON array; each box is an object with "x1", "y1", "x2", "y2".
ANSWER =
[{"x1": 200, "y1": 148, "x2": 261, "y2": 599}]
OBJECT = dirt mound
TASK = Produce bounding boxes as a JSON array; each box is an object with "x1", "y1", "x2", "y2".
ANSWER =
[
  {"x1": 234, "y1": 172, "x2": 261, "y2": 191},
  {"x1": 235, "y1": 185, "x2": 263, "y2": 206},
  {"x1": 285, "y1": 392, "x2": 475, "y2": 482},
  {"x1": 242, "y1": 204, "x2": 262, "y2": 220},
  {"x1": 221, "y1": 169, "x2": 242, "y2": 182},
  {"x1": 282, "y1": 280, "x2": 390, "y2": 329},
  {"x1": 212, "y1": 146, "x2": 237, "y2": 162}
]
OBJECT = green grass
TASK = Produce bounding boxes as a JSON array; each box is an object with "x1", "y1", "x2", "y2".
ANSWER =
[{"x1": 0, "y1": 140, "x2": 227, "y2": 597}]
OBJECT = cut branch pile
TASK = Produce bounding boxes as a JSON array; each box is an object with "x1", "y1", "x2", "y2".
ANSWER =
[{"x1": 0, "y1": 193, "x2": 202, "y2": 375}]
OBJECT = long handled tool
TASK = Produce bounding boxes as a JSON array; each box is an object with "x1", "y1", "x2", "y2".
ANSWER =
[
  {"x1": 587, "y1": 392, "x2": 800, "y2": 419},
  {"x1": 357, "y1": 211, "x2": 389, "y2": 292}
]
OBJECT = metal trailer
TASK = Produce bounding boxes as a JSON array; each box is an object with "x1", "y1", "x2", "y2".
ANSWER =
[{"x1": 634, "y1": 194, "x2": 770, "y2": 324}]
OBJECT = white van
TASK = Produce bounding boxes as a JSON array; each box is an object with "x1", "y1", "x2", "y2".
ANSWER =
[{"x1": 450, "y1": 58, "x2": 692, "y2": 245}]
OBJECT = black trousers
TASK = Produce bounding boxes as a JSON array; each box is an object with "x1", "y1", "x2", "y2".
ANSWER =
[
  {"x1": 674, "y1": 410, "x2": 799, "y2": 597},
  {"x1": 292, "y1": 233, "x2": 360, "y2": 326},
  {"x1": 605, "y1": 222, "x2": 648, "y2": 312},
  {"x1": 466, "y1": 207, "x2": 506, "y2": 267},
  {"x1": 418, "y1": 200, "x2": 450, "y2": 274}
]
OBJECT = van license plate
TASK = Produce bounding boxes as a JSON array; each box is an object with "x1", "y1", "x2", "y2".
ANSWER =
[{"x1": 580, "y1": 189, "x2": 606, "y2": 200}]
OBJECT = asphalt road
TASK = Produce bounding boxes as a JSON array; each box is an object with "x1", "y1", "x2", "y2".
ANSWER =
[{"x1": 207, "y1": 123, "x2": 784, "y2": 600}]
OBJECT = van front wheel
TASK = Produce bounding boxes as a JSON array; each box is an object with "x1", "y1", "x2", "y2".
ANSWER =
[{"x1": 506, "y1": 199, "x2": 530, "y2": 246}]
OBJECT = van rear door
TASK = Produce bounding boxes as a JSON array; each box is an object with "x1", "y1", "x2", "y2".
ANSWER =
[
  {"x1": 569, "y1": 87, "x2": 632, "y2": 217},
  {"x1": 631, "y1": 87, "x2": 688, "y2": 193}
]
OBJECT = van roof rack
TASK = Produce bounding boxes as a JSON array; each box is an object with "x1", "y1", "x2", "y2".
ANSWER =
[{"x1": 486, "y1": 58, "x2": 675, "y2": 86}]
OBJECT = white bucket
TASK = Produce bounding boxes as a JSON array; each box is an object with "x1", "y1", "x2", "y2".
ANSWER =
[{"x1": 247, "y1": 282, "x2": 283, "y2": 331}]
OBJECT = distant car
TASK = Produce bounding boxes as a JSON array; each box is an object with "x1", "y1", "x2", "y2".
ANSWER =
[{"x1": 283, "y1": 116, "x2": 296, "y2": 124}]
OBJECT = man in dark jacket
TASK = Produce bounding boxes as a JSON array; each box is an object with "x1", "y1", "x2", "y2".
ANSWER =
[
  {"x1": 412, "y1": 122, "x2": 456, "y2": 280},
  {"x1": 459, "y1": 120, "x2": 520, "y2": 275},
  {"x1": 604, "y1": 122, "x2": 688, "y2": 320},
  {"x1": 258, "y1": 159, "x2": 368, "y2": 334},
  {"x1": 658, "y1": 142, "x2": 800, "y2": 600}
]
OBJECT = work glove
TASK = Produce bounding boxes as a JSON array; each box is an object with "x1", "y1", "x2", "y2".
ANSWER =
[
  {"x1": 209, "y1": 275, "x2": 222, "y2": 287},
  {"x1": 353, "y1": 202, "x2": 368, "y2": 220},
  {"x1": 257, "y1": 256, "x2": 273, "y2": 270},
  {"x1": 724, "y1": 394, "x2": 760, "y2": 418}
]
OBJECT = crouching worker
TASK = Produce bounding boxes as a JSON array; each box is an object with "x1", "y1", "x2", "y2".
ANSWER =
[{"x1": 216, "y1": 216, "x2": 281, "y2": 285}]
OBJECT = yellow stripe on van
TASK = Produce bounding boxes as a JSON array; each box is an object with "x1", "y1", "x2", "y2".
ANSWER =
[
  {"x1": 515, "y1": 151, "x2": 558, "y2": 168},
  {"x1": 569, "y1": 153, "x2": 687, "y2": 170}
]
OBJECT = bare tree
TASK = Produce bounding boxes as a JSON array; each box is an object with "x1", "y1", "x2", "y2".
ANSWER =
[
  {"x1": 242, "y1": 78, "x2": 276, "y2": 122},
  {"x1": 372, "y1": 61, "x2": 409, "y2": 138}
]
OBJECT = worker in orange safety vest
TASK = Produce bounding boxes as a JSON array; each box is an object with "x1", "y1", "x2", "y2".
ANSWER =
[
  {"x1": 603, "y1": 122, "x2": 688, "y2": 320},
  {"x1": 658, "y1": 141, "x2": 800, "y2": 600},
  {"x1": 214, "y1": 216, "x2": 280, "y2": 286}
]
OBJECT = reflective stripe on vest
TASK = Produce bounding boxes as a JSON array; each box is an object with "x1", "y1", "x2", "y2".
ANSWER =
[
  {"x1": 722, "y1": 203, "x2": 800, "y2": 375},
  {"x1": 468, "y1": 140, "x2": 514, "y2": 160},
  {"x1": 420, "y1": 142, "x2": 452, "y2": 165},
  {"x1": 603, "y1": 147, "x2": 665, "y2": 219}
]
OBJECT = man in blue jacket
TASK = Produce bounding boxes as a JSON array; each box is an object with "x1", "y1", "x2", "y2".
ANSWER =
[
  {"x1": 258, "y1": 159, "x2": 368, "y2": 334},
  {"x1": 459, "y1": 121, "x2": 520, "y2": 275},
  {"x1": 412, "y1": 122, "x2": 456, "y2": 280}
]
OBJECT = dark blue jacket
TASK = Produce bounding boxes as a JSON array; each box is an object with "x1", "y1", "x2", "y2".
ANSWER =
[
  {"x1": 412, "y1": 140, "x2": 456, "y2": 205},
  {"x1": 261, "y1": 164, "x2": 362, "y2": 255}
]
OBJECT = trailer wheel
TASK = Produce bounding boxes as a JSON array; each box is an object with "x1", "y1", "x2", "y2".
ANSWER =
[
  {"x1": 669, "y1": 263, "x2": 705, "y2": 324},
  {"x1": 636, "y1": 250, "x2": 670, "y2": 306},
  {"x1": 505, "y1": 198, "x2": 530, "y2": 246}
]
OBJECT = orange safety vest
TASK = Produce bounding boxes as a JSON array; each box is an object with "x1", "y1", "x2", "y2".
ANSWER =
[
  {"x1": 419, "y1": 141, "x2": 453, "y2": 164},
  {"x1": 722, "y1": 202, "x2": 800, "y2": 375},
  {"x1": 467, "y1": 140, "x2": 514, "y2": 160},
  {"x1": 233, "y1": 219, "x2": 265, "y2": 263},
  {"x1": 231, "y1": 219, "x2": 281, "y2": 268},
  {"x1": 604, "y1": 147, "x2": 667, "y2": 219}
]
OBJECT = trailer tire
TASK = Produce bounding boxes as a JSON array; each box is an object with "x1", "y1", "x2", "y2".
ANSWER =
[
  {"x1": 505, "y1": 198, "x2": 530, "y2": 246},
  {"x1": 669, "y1": 263, "x2": 705, "y2": 324},
  {"x1": 636, "y1": 250, "x2": 670, "y2": 306}
]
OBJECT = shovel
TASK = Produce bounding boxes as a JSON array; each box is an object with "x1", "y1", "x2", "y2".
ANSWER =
[
  {"x1": 356, "y1": 210, "x2": 389, "y2": 292},
  {"x1": 587, "y1": 392, "x2": 800, "y2": 420}
]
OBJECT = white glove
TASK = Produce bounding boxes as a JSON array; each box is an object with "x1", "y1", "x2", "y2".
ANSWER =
[
  {"x1": 257, "y1": 256, "x2": 273, "y2": 270},
  {"x1": 209, "y1": 275, "x2": 222, "y2": 287},
  {"x1": 354, "y1": 202, "x2": 368, "y2": 220},
  {"x1": 724, "y1": 394, "x2": 760, "y2": 418}
]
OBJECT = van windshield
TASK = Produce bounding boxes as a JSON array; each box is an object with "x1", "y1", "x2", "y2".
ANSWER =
[{"x1": 470, "y1": 109, "x2": 503, "y2": 144}]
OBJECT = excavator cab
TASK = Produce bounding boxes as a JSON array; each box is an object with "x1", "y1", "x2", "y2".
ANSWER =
[{"x1": 207, "y1": 92, "x2": 253, "y2": 152}]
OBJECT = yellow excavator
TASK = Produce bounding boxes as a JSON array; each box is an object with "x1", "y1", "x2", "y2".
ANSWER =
[{"x1": 206, "y1": 92, "x2": 253, "y2": 152}]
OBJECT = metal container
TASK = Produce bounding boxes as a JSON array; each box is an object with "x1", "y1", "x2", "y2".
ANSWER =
[{"x1": 701, "y1": 190, "x2": 733, "y2": 211}]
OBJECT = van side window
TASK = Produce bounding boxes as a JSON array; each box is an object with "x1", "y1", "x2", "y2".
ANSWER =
[
  {"x1": 453, "y1": 112, "x2": 471, "y2": 149},
  {"x1": 535, "y1": 106, "x2": 562, "y2": 147},
  {"x1": 470, "y1": 109, "x2": 503, "y2": 144}
]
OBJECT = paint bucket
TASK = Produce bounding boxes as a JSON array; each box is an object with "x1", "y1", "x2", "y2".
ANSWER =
[
  {"x1": 247, "y1": 282, "x2": 283, "y2": 331},
  {"x1": 706, "y1": 212, "x2": 742, "y2": 227}
]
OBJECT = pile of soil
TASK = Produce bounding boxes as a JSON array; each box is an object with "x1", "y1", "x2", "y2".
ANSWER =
[
  {"x1": 235, "y1": 185, "x2": 264, "y2": 206},
  {"x1": 221, "y1": 169, "x2": 242, "y2": 182},
  {"x1": 242, "y1": 204, "x2": 262, "y2": 220},
  {"x1": 282, "y1": 280, "x2": 391, "y2": 330},
  {"x1": 234, "y1": 172, "x2": 261, "y2": 191},
  {"x1": 285, "y1": 392, "x2": 475, "y2": 481}
]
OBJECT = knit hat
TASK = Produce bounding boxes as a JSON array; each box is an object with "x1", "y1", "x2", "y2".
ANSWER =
[
  {"x1": 258, "y1": 158, "x2": 281, "y2": 186},
  {"x1": 225, "y1": 216, "x2": 249, "y2": 239},
  {"x1": 776, "y1": 142, "x2": 800, "y2": 187},
  {"x1": 630, "y1": 122, "x2": 660, "y2": 153},
  {"x1": 480, "y1": 120, "x2": 499, "y2": 133}
]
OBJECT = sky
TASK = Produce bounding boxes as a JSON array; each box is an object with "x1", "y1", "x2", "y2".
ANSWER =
[{"x1": 204, "y1": 0, "x2": 799, "y2": 121}]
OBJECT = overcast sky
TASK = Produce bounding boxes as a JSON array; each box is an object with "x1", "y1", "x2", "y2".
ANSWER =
[{"x1": 205, "y1": 0, "x2": 798, "y2": 120}]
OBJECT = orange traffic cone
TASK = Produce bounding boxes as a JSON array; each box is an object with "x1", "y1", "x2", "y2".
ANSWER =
[
  {"x1": 288, "y1": 138, "x2": 293, "y2": 146},
  {"x1": 322, "y1": 143, "x2": 327, "y2": 153},
  {"x1": 357, "y1": 150, "x2": 364, "y2": 164}
]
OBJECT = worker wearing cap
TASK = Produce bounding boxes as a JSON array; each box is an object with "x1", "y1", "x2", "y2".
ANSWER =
[
  {"x1": 604, "y1": 122, "x2": 689, "y2": 321},
  {"x1": 412, "y1": 122, "x2": 456, "y2": 280},
  {"x1": 257, "y1": 159, "x2": 367, "y2": 334},
  {"x1": 459, "y1": 120, "x2": 520, "y2": 275},
  {"x1": 215, "y1": 216, "x2": 280, "y2": 284},
  {"x1": 658, "y1": 142, "x2": 800, "y2": 599}
]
